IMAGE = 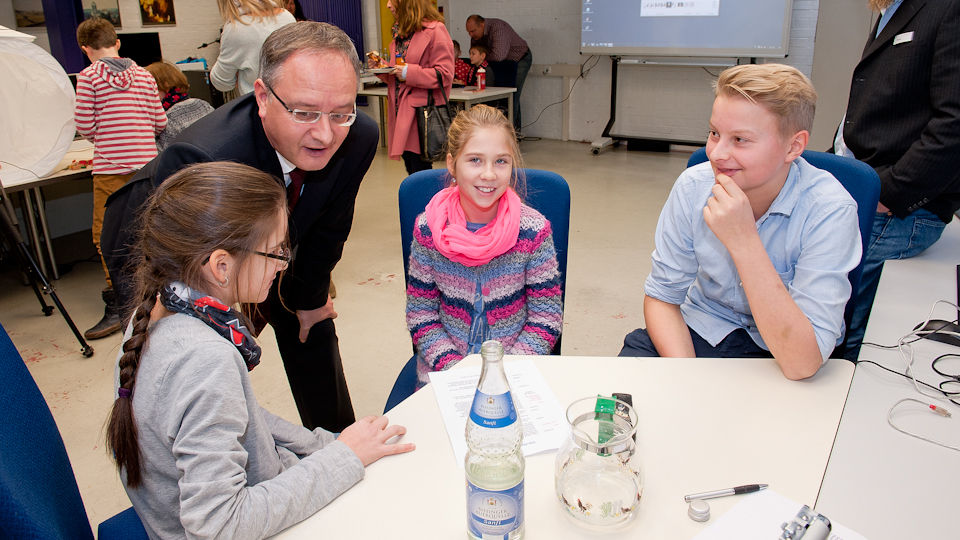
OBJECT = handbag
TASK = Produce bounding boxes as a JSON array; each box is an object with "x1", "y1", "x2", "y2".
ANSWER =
[{"x1": 415, "y1": 69, "x2": 454, "y2": 162}]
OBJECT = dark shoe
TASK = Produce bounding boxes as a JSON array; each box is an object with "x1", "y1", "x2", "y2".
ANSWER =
[{"x1": 84, "y1": 288, "x2": 123, "y2": 340}]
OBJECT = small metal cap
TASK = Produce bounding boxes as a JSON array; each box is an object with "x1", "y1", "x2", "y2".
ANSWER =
[{"x1": 688, "y1": 499, "x2": 710, "y2": 522}]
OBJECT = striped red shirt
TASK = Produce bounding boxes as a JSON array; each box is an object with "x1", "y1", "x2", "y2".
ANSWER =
[{"x1": 74, "y1": 59, "x2": 167, "y2": 175}]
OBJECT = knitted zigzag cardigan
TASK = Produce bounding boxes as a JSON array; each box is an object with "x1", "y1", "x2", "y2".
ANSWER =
[{"x1": 406, "y1": 204, "x2": 563, "y2": 387}]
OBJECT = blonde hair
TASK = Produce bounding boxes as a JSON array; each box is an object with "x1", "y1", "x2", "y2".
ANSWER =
[
  {"x1": 145, "y1": 61, "x2": 189, "y2": 95},
  {"x1": 217, "y1": 0, "x2": 283, "y2": 24},
  {"x1": 713, "y1": 63, "x2": 817, "y2": 140},
  {"x1": 394, "y1": 0, "x2": 444, "y2": 37},
  {"x1": 445, "y1": 105, "x2": 526, "y2": 200}
]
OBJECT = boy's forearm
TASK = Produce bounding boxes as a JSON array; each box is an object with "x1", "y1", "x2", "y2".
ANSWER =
[
  {"x1": 644, "y1": 295, "x2": 696, "y2": 358},
  {"x1": 726, "y1": 236, "x2": 823, "y2": 379}
]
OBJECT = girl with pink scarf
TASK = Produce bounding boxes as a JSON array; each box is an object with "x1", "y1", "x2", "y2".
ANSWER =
[{"x1": 404, "y1": 105, "x2": 563, "y2": 390}]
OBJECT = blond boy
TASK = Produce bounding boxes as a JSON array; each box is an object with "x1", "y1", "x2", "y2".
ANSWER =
[{"x1": 620, "y1": 64, "x2": 861, "y2": 379}]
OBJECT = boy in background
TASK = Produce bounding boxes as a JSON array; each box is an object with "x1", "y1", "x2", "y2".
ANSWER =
[
  {"x1": 619, "y1": 64, "x2": 861, "y2": 380},
  {"x1": 467, "y1": 44, "x2": 495, "y2": 87},
  {"x1": 74, "y1": 17, "x2": 166, "y2": 339}
]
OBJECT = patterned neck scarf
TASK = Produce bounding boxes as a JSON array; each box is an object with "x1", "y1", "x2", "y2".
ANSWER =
[
  {"x1": 162, "y1": 89, "x2": 189, "y2": 111},
  {"x1": 159, "y1": 282, "x2": 261, "y2": 370}
]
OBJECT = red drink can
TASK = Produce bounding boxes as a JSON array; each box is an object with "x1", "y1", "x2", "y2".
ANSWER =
[{"x1": 477, "y1": 68, "x2": 486, "y2": 90}]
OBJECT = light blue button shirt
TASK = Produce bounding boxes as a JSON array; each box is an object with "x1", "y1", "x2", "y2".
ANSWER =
[
  {"x1": 876, "y1": 0, "x2": 904, "y2": 37},
  {"x1": 644, "y1": 158, "x2": 862, "y2": 360}
]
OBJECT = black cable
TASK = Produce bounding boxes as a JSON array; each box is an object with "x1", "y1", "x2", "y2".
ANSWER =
[
  {"x1": 520, "y1": 55, "x2": 601, "y2": 132},
  {"x1": 702, "y1": 66, "x2": 723, "y2": 77},
  {"x1": 857, "y1": 359, "x2": 960, "y2": 406}
]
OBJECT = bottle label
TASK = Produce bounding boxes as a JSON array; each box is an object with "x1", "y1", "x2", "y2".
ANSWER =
[
  {"x1": 466, "y1": 479, "x2": 524, "y2": 539},
  {"x1": 469, "y1": 391, "x2": 517, "y2": 428}
]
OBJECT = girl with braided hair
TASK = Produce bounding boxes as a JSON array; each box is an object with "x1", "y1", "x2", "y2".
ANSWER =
[{"x1": 105, "y1": 162, "x2": 414, "y2": 540}]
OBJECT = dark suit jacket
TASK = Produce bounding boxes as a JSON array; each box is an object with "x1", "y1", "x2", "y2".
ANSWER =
[
  {"x1": 843, "y1": 0, "x2": 960, "y2": 222},
  {"x1": 101, "y1": 93, "x2": 379, "y2": 312}
]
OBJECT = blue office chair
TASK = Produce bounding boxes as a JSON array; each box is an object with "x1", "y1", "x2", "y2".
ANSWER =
[
  {"x1": 386, "y1": 168, "x2": 571, "y2": 411},
  {"x1": 0, "y1": 322, "x2": 149, "y2": 540},
  {"x1": 686, "y1": 147, "x2": 880, "y2": 358}
]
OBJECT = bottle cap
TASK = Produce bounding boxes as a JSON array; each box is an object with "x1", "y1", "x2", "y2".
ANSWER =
[{"x1": 688, "y1": 499, "x2": 710, "y2": 522}]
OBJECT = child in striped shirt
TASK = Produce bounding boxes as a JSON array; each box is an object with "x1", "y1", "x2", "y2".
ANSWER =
[
  {"x1": 74, "y1": 17, "x2": 166, "y2": 340},
  {"x1": 405, "y1": 105, "x2": 563, "y2": 389}
]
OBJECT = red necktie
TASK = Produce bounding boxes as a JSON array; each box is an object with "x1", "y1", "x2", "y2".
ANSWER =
[{"x1": 287, "y1": 168, "x2": 306, "y2": 211}]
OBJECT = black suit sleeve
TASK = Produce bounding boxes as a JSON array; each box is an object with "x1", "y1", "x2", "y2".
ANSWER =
[
  {"x1": 280, "y1": 113, "x2": 379, "y2": 311},
  {"x1": 882, "y1": 1, "x2": 960, "y2": 216},
  {"x1": 101, "y1": 142, "x2": 220, "y2": 312}
]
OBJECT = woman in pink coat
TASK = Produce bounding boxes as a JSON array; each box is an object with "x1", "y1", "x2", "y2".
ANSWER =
[{"x1": 377, "y1": 0, "x2": 454, "y2": 174}]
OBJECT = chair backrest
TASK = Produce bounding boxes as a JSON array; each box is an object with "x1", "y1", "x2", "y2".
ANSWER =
[
  {"x1": 686, "y1": 147, "x2": 881, "y2": 356},
  {"x1": 0, "y1": 322, "x2": 95, "y2": 540},
  {"x1": 398, "y1": 168, "x2": 571, "y2": 352}
]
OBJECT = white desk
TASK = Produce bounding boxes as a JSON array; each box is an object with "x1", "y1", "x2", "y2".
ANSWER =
[
  {"x1": 2, "y1": 139, "x2": 94, "y2": 279},
  {"x1": 270, "y1": 355, "x2": 854, "y2": 539},
  {"x1": 816, "y1": 221, "x2": 960, "y2": 539},
  {"x1": 359, "y1": 85, "x2": 517, "y2": 148}
]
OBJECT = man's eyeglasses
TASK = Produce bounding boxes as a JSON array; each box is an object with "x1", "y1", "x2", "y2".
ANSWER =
[
  {"x1": 254, "y1": 246, "x2": 292, "y2": 267},
  {"x1": 265, "y1": 83, "x2": 357, "y2": 126}
]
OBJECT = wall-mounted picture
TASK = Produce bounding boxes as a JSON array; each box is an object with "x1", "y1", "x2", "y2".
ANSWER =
[
  {"x1": 13, "y1": 0, "x2": 44, "y2": 28},
  {"x1": 83, "y1": 0, "x2": 122, "y2": 28},
  {"x1": 139, "y1": 0, "x2": 176, "y2": 25}
]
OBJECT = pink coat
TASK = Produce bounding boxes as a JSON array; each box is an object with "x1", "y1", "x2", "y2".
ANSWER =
[{"x1": 378, "y1": 20, "x2": 454, "y2": 160}]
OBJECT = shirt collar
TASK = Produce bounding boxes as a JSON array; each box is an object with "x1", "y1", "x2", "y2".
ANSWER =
[
  {"x1": 760, "y1": 159, "x2": 802, "y2": 222},
  {"x1": 275, "y1": 151, "x2": 296, "y2": 183}
]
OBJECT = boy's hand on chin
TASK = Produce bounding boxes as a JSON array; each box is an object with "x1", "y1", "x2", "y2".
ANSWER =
[{"x1": 703, "y1": 173, "x2": 757, "y2": 248}]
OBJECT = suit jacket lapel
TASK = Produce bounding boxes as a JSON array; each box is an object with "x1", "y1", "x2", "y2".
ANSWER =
[
  {"x1": 289, "y1": 155, "x2": 344, "y2": 246},
  {"x1": 251, "y1": 111, "x2": 284, "y2": 180},
  {"x1": 861, "y1": 0, "x2": 926, "y2": 60}
]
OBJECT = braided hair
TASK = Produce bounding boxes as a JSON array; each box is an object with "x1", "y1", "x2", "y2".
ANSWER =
[{"x1": 106, "y1": 162, "x2": 287, "y2": 487}]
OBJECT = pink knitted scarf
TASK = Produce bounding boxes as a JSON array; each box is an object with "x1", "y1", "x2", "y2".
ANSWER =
[{"x1": 424, "y1": 186, "x2": 521, "y2": 267}]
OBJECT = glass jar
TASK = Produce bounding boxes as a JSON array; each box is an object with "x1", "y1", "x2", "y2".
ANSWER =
[{"x1": 554, "y1": 396, "x2": 643, "y2": 529}]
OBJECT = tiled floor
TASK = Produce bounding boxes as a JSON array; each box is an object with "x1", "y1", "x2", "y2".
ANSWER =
[{"x1": 0, "y1": 138, "x2": 691, "y2": 531}]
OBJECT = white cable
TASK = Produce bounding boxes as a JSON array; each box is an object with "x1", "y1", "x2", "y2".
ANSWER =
[
  {"x1": 895, "y1": 300, "x2": 960, "y2": 401},
  {"x1": 886, "y1": 398, "x2": 960, "y2": 452}
]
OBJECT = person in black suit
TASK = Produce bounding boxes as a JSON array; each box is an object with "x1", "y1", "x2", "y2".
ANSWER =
[
  {"x1": 838, "y1": 0, "x2": 960, "y2": 359},
  {"x1": 100, "y1": 22, "x2": 378, "y2": 432}
]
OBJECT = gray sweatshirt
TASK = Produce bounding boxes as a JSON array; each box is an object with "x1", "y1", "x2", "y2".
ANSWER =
[{"x1": 115, "y1": 314, "x2": 364, "y2": 540}]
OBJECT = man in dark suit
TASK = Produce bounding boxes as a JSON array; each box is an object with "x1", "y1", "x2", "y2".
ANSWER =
[
  {"x1": 100, "y1": 22, "x2": 377, "y2": 432},
  {"x1": 839, "y1": 0, "x2": 960, "y2": 359}
]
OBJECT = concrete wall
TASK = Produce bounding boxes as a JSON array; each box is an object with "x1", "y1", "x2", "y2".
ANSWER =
[{"x1": 809, "y1": 0, "x2": 875, "y2": 151}]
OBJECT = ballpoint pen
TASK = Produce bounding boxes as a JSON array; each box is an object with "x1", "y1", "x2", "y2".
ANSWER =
[{"x1": 683, "y1": 484, "x2": 768, "y2": 502}]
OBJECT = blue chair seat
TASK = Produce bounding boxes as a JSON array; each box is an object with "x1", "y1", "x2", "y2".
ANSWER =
[{"x1": 0, "y1": 321, "x2": 149, "y2": 540}]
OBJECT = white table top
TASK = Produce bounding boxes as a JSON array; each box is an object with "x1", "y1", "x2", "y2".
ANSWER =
[
  {"x1": 270, "y1": 354, "x2": 854, "y2": 539},
  {"x1": 2, "y1": 139, "x2": 94, "y2": 192},
  {"x1": 359, "y1": 85, "x2": 517, "y2": 102},
  {"x1": 816, "y1": 221, "x2": 960, "y2": 539}
]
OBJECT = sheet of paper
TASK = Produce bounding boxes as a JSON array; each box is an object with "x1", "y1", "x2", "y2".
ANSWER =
[
  {"x1": 429, "y1": 358, "x2": 569, "y2": 466},
  {"x1": 692, "y1": 489, "x2": 868, "y2": 540}
]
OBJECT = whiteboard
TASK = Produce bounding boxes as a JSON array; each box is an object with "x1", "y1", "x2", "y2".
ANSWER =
[{"x1": 581, "y1": 0, "x2": 793, "y2": 58}]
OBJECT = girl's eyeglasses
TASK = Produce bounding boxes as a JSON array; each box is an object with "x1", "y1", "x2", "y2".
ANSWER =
[{"x1": 254, "y1": 246, "x2": 292, "y2": 267}]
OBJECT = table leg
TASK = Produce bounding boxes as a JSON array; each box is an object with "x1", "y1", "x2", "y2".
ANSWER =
[
  {"x1": 18, "y1": 191, "x2": 49, "y2": 278},
  {"x1": 32, "y1": 187, "x2": 59, "y2": 280},
  {"x1": 379, "y1": 95, "x2": 387, "y2": 148},
  {"x1": 507, "y1": 94, "x2": 514, "y2": 126}
]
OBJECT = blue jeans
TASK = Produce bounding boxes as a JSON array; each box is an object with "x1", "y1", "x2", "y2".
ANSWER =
[
  {"x1": 844, "y1": 208, "x2": 946, "y2": 360},
  {"x1": 514, "y1": 50, "x2": 532, "y2": 131}
]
